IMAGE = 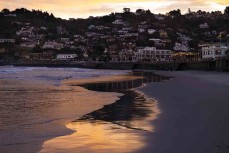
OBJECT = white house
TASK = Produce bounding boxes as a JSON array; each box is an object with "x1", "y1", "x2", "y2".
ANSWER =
[
  {"x1": 199, "y1": 23, "x2": 209, "y2": 29},
  {"x1": 135, "y1": 47, "x2": 172, "y2": 62},
  {"x1": 112, "y1": 19, "x2": 124, "y2": 25},
  {"x1": 148, "y1": 29, "x2": 156, "y2": 34},
  {"x1": 149, "y1": 39, "x2": 165, "y2": 47},
  {"x1": 138, "y1": 29, "x2": 145, "y2": 33},
  {"x1": 60, "y1": 38, "x2": 70, "y2": 43},
  {"x1": 125, "y1": 33, "x2": 139, "y2": 37},
  {"x1": 57, "y1": 54, "x2": 77, "y2": 60},
  {"x1": 43, "y1": 42, "x2": 64, "y2": 50},
  {"x1": 201, "y1": 44, "x2": 229, "y2": 59}
]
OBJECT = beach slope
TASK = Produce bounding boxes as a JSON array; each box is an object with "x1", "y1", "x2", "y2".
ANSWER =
[{"x1": 137, "y1": 71, "x2": 229, "y2": 153}]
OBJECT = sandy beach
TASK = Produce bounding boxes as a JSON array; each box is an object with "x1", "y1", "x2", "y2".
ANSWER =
[{"x1": 136, "y1": 71, "x2": 229, "y2": 153}]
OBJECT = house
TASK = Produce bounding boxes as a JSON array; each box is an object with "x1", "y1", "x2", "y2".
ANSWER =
[
  {"x1": 135, "y1": 47, "x2": 172, "y2": 62},
  {"x1": 30, "y1": 51, "x2": 55, "y2": 60},
  {"x1": 83, "y1": 52, "x2": 89, "y2": 58},
  {"x1": 0, "y1": 39, "x2": 15, "y2": 43},
  {"x1": 20, "y1": 42, "x2": 38, "y2": 48},
  {"x1": 57, "y1": 54, "x2": 77, "y2": 60},
  {"x1": 112, "y1": 19, "x2": 124, "y2": 25},
  {"x1": 96, "y1": 26, "x2": 110, "y2": 30},
  {"x1": 88, "y1": 25, "x2": 96, "y2": 30},
  {"x1": 40, "y1": 27, "x2": 48, "y2": 30},
  {"x1": 199, "y1": 23, "x2": 209, "y2": 29},
  {"x1": 138, "y1": 29, "x2": 145, "y2": 33},
  {"x1": 148, "y1": 29, "x2": 156, "y2": 34},
  {"x1": 43, "y1": 41, "x2": 64, "y2": 50},
  {"x1": 60, "y1": 38, "x2": 70, "y2": 43},
  {"x1": 16, "y1": 26, "x2": 34, "y2": 36},
  {"x1": 86, "y1": 32, "x2": 96, "y2": 37},
  {"x1": 149, "y1": 39, "x2": 165, "y2": 47},
  {"x1": 125, "y1": 33, "x2": 139, "y2": 38},
  {"x1": 4, "y1": 14, "x2": 17, "y2": 17},
  {"x1": 200, "y1": 43, "x2": 229, "y2": 59}
]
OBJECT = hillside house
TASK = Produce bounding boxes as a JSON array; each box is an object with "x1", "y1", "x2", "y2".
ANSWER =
[
  {"x1": 43, "y1": 42, "x2": 64, "y2": 50},
  {"x1": 135, "y1": 47, "x2": 172, "y2": 62},
  {"x1": 57, "y1": 54, "x2": 77, "y2": 60},
  {"x1": 200, "y1": 43, "x2": 229, "y2": 59}
]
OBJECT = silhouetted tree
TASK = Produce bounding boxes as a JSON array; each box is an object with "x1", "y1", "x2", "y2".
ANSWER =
[
  {"x1": 168, "y1": 9, "x2": 181, "y2": 17},
  {"x1": 136, "y1": 9, "x2": 145, "y2": 14},
  {"x1": 225, "y1": 6, "x2": 229, "y2": 15},
  {"x1": 123, "y1": 8, "x2": 131, "y2": 13},
  {"x1": 1, "y1": 8, "x2": 10, "y2": 14}
]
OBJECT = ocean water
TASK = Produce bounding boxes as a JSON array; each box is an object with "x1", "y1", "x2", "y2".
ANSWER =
[{"x1": 0, "y1": 66, "x2": 126, "y2": 153}]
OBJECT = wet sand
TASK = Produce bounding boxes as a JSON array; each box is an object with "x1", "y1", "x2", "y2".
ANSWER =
[
  {"x1": 137, "y1": 71, "x2": 229, "y2": 153},
  {"x1": 39, "y1": 71, "x2": 170, "y2": 153}
]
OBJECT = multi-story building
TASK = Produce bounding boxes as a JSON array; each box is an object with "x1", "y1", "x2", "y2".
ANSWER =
[
  {"x1": 200, "y1": 43, "x2": 229, "y2": 59},
  {"x1": 135, "y1": 47, "x2": 172, "y2": 62}
]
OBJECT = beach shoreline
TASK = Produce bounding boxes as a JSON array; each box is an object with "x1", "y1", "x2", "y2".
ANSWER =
[{"x1": 38, "y1": 71, "x2": 170, "y2": 153}]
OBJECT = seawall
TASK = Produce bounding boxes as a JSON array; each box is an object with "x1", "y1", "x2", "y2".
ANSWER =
[{"x1": 3, "y1": 59, "x2": 229, "y2": 72}]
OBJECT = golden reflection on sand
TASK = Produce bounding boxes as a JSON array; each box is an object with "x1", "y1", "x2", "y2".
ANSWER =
[
  {"x1": 39, "y1": 92, "x2": 160, "y2": 153},
  {"x1": 39, "y1": 121, "x2": 146, "y2": 153}
]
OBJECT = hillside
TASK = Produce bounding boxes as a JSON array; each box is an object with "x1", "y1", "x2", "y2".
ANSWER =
[{"x1": 0, "y1": 7, "x2": 229, "y2": 61}]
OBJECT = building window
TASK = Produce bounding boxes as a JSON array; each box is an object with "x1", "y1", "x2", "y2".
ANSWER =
[{"x1": 215, "y1": 50, "x2": 221, "y2": 55}]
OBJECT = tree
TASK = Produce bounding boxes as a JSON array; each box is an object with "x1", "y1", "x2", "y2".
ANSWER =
[
  {"x1": 225, "y1": 6, "x2": 229, "y2": 15},
  {"x1": 211, "y1": 11, "x2": 222, "y2": 15},
  {"x1": 145, "y1": 9, "x2": 152, "y2": 14},
  {"x1": 123, "y1": 8, "x2": 131, "y2": 13},
  {"x1": 136, "y1": 9, "x2": 145, "y2": 15},
  {"x1": 1, "y1": 8, "x2": 10, "y2": 14},
  {"x1": 168, "y1": 9, "x2": 181, "y2": 17}
]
